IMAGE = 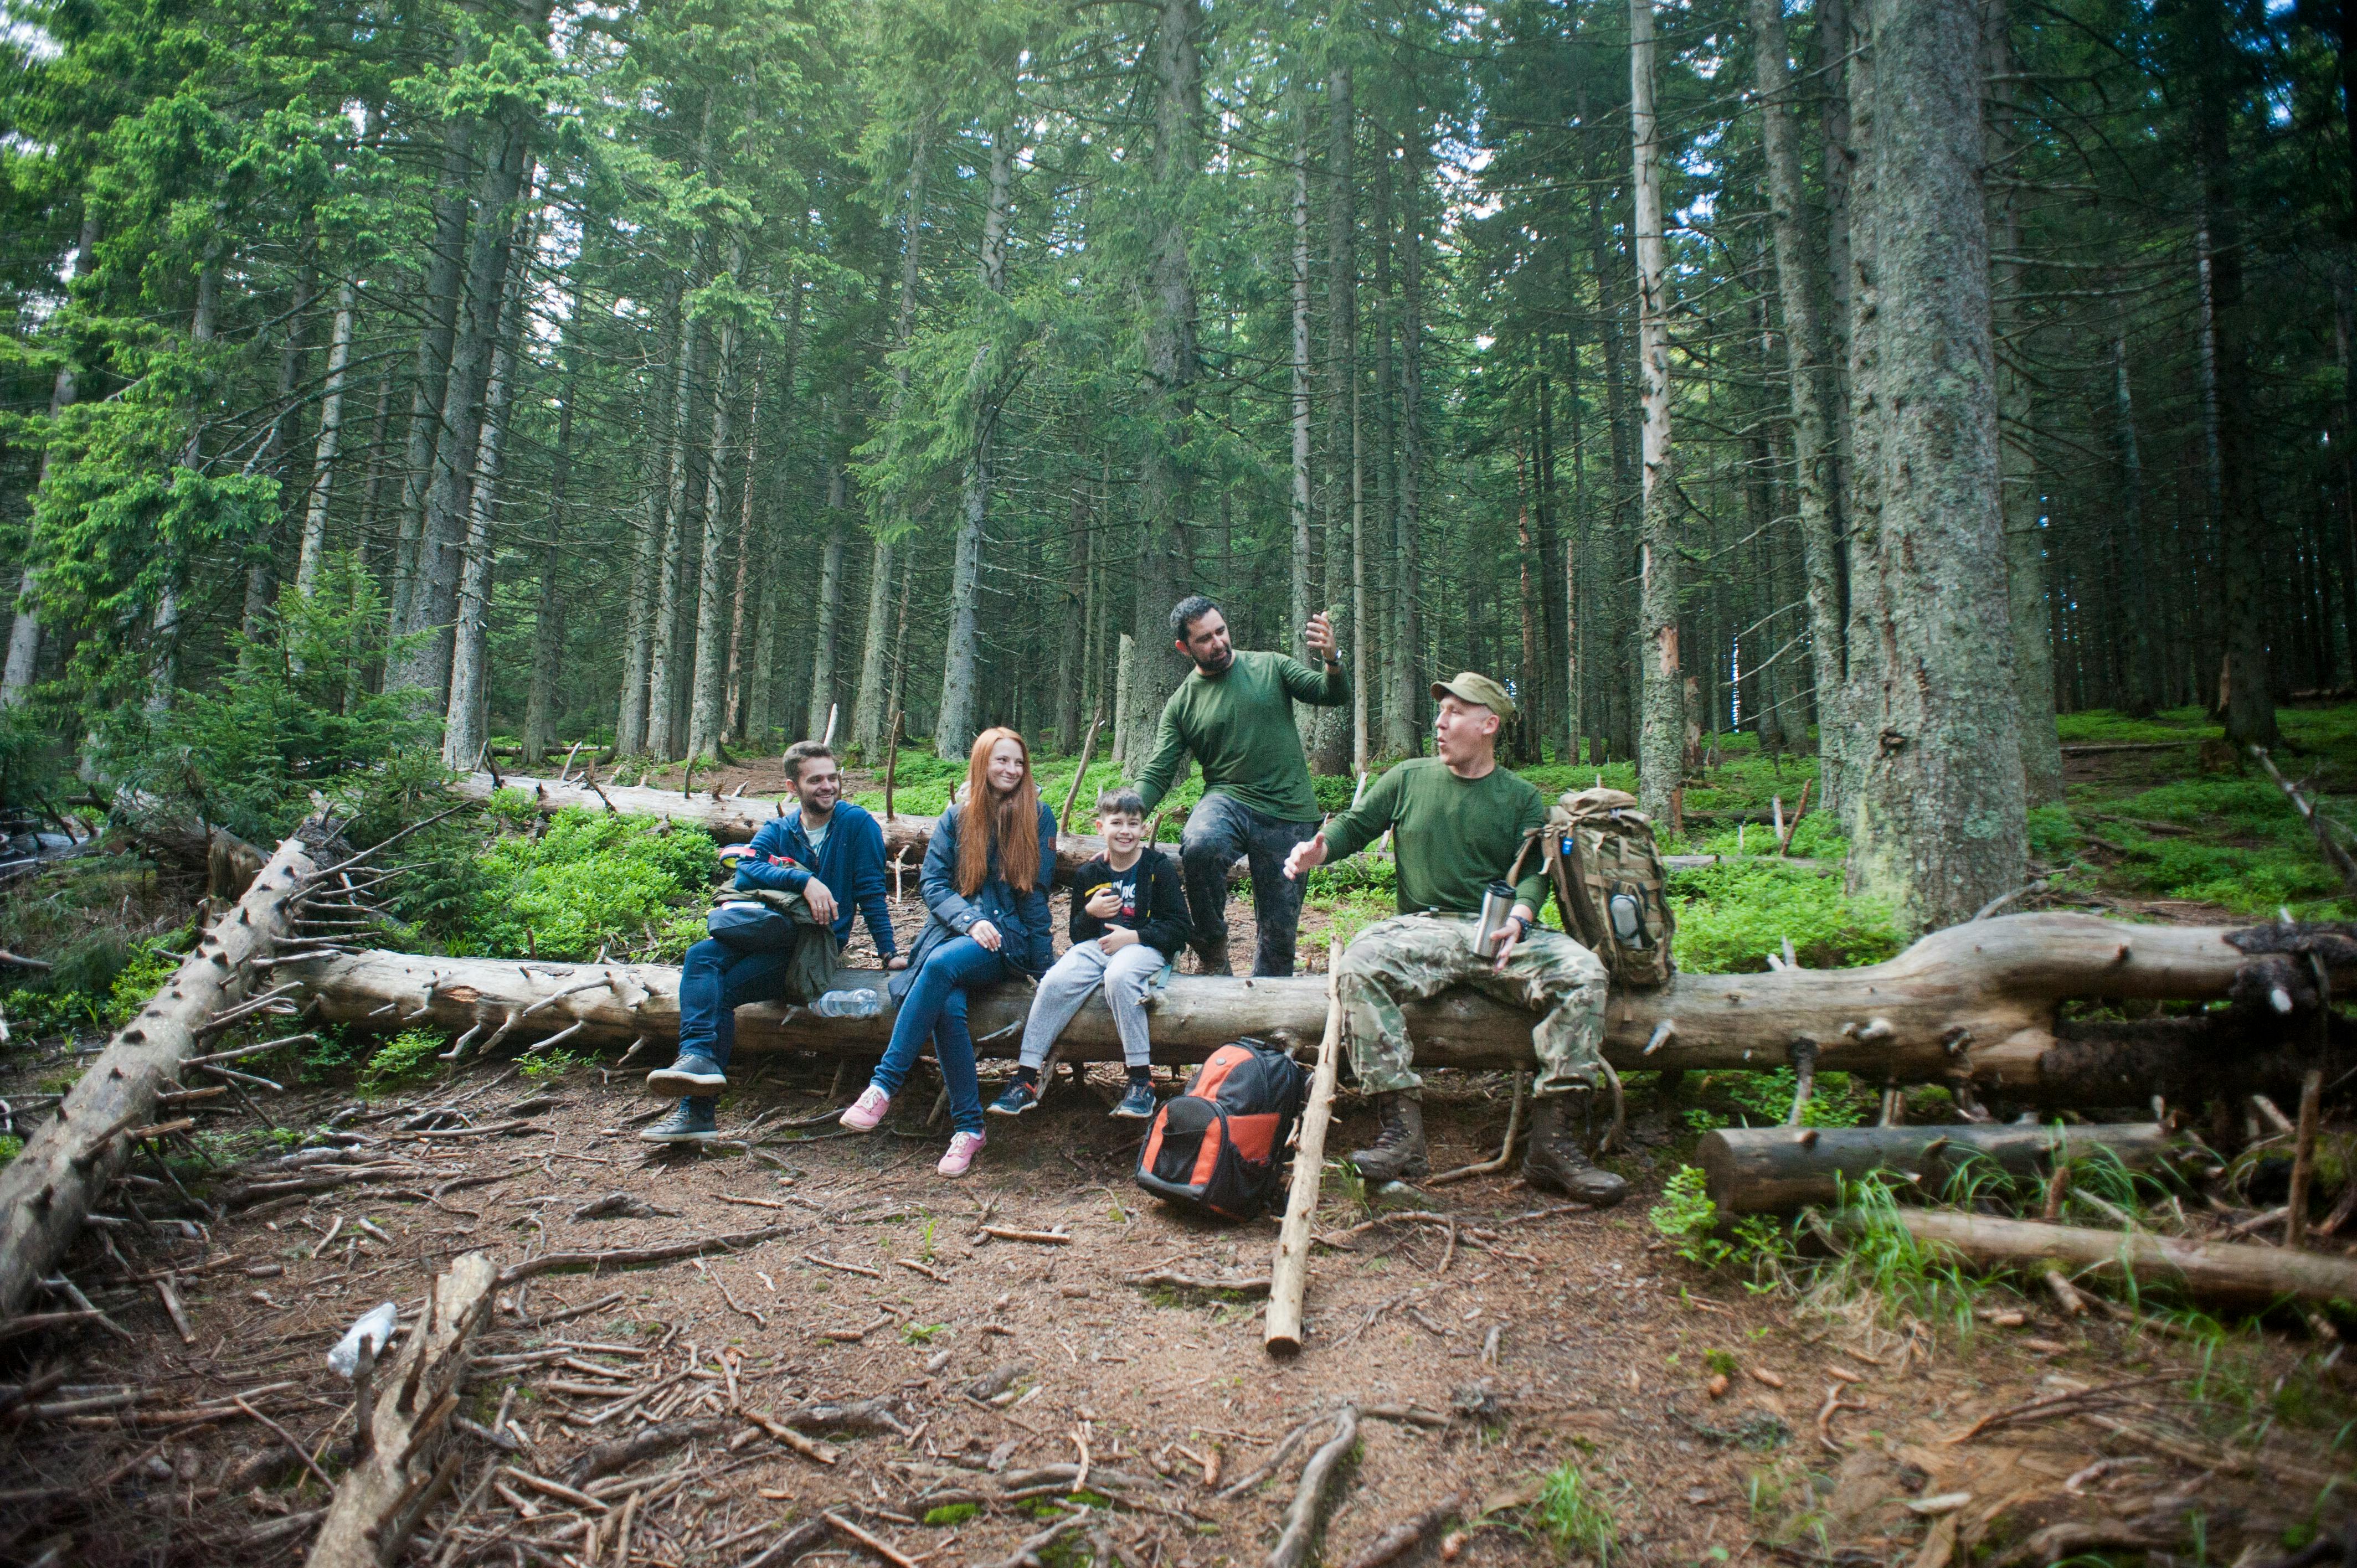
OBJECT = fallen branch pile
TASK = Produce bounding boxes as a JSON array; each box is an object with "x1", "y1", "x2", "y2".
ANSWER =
[{"x1": 291, "y1": 914, "x2": 2357, "y2": 1105}]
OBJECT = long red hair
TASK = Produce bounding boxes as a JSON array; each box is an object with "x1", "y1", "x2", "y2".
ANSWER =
[{"x1": 956, "y1": 727, "x2": 1042, "y2": 897}]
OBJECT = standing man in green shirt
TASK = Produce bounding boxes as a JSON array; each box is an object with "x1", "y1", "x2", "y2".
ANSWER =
[
  {"x1": 1134, "y1": 595, "x2": 1349, "y2": 977},
  {"x1": 1284, "y1": 672, "x2": 1627, "y2": 1205}
]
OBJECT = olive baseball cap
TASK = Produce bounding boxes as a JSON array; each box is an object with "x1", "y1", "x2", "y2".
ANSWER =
[{"x1": 1430, "y1": 671, "x2": 1516, "y2": 723}]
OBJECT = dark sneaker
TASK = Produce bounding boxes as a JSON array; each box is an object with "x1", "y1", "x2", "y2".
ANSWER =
[
  {"x1": 639, "y1": 1101, "x2": 719, "y2": 1144},
  {"x1": 989, "y1": 1080, "x2": 1042, "y2": 1117},
  {"x1": 645, "y1": 1053, "x2": 726, "y2": 1097},
  {"x1": 1111, "y1": 1082, "x2": 1157, "y2": 1120}
]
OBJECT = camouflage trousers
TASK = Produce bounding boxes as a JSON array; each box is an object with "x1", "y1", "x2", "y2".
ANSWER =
[{"x1": 1337, "y1": 913, "x2": 1610, "y2": 1097}]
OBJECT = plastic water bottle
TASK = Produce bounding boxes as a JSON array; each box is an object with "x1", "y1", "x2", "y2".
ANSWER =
[
  {"x1": 812, "y1": 988, "x2": 886, "y2": 1019},
  {"x1": 328, "y1": 1301, "x2": 398, "y2": 1378}
]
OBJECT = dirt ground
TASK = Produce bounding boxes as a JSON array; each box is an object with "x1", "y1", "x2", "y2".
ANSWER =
[{"x1": 3, "y1": 868, "x2": 2353, "y2": 1568}]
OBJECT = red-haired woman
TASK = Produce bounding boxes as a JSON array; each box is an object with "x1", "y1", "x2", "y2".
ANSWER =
[{"x1": 841, "y1": 727, "x2": 1059, "y2": 1175}]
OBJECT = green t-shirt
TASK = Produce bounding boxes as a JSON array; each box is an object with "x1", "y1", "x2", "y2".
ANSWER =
[
  {"x1": 1320, "y1": 757, "x2": 1551, "y2": 916},
  {"x1": 1134, "y1": 649, "x2": 1350, "y2": 823}
]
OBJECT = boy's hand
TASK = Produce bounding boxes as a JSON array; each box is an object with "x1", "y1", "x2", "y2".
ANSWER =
[
  {"x1": 1098, "y1": 926, "x2": 1140, "y2": 955},
  {"x1": 1283, "y1": 832, "x2": 1329, "y2": 881},
  {"x1": 1084, "y1": 885, "x2": 1123, "y2": 920},
  {"x1": 802, "y1": 878, "x2": 838, "y2": 926}
]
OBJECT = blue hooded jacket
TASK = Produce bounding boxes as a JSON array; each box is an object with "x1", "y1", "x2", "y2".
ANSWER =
[{"x1": 727, "y1": 801, "x2": 898, "y2": 959}]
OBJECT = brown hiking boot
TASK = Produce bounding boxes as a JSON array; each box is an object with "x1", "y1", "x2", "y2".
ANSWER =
[
  {"x1": 1192, "y1": 937, "x2": 1233, "y2": 977},
  {"x1": 1522, "y1": 1093, "x2": 1628, "y2": 1206},
  {"x1": 1350, "y1": 1092, "x2": 1429, "y2": 1183}
]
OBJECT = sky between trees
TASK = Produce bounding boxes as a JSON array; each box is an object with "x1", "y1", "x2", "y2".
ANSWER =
[{"x1": 1, "y1": 0, "x2": 2349, "y2": 930}]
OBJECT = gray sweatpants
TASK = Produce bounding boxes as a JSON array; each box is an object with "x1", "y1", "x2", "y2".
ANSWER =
[{"x1": 1018, "y1": 941, "x2": 1169, "y2": 1069}]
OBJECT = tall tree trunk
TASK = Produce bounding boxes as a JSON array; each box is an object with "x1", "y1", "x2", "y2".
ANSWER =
[
  {"x1": 389, "y1": 92, "x2": 474, "y2": 641},
  {"x1": 1752, "y1": 0, "x2": 1857, "y2": 812},
  {"x1": 1124, "y1": 0, "x2": 1205, "y2": 775},
  {"x1": 1517, "y1": 445, "x2": 1542, "y2": 760},
  {"x1": 645, "y1": 311, "x2": 705, "y2": 760},
  {"x1": 523, "y1": 272, "x2": 587, "y2": 765},
  {"x1": 2189, "y1": 0, "x2": 2278, "y2": 744},
  {"x1": 1536, "y1": 354, "x2": 1568, "y2": 758},
  {"x1": 725, "y1": 374, "x2": 763, "y2": 741},
  {"x1": 245, "y1": 262, "x2": 316, "y2": 633},
  {"x1": 442, "y1": 212, "x2": 532, "y2": 770},
  {"x1": 807, "y1": 389, "x2": 850, "y2": 744},
  {"x1": 1393, "y1": 141, "x2": 1425, "y2": 757},
  {"x1": 1309, "y1": 62, "x2": 1354, "y2": 777},
  {"x1": 856, "y1": 121, "x2": 932, "y2": 760},
  {"x1": 1290, "y1": 104, "x2": 1315, "y2": 743},
  {"x1": 1843, "y1": 0, "x2": 2027, "y2": 931},
  {"x1": 1818, "y1": 0, "x2": 1856, "y2": 494},
  {"x1": 295, "y1": 276, "x2": 359, "y2": 596},
  {"x1": 1630, "y1": 0, "x2": 1684, "y2": 824},
  {"x1": 687, "y1": 233, "x2": 749, "y2": 764},
  {"x1": 1984, "y1": 0, "x2": 2062, "y2": 806},
  {"x1": 150, "y1": 254, "x2": 223, "y2": 714},
  {"x1": 1056, "y1": 471, "x2": 1090, "y2": 748},
  {"x1": 937, "y1": 121, "x2": 1014, "y2": 760},
  {"x1": 2, "y1": 215, "x2": 97, "y2": 705},
  {"x1": 392, "y1": 17, "x2": 544, "y2": 709}
]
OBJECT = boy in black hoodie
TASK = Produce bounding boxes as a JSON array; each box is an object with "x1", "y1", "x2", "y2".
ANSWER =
[{"x1": 989, "y1": 788, "x2": 1191, "y2": 1119}]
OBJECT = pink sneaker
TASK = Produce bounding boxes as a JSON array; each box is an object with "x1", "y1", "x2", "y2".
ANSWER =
[
  {"x1": 840, "y1": 1086, "x2": 891, "y2": 1131},
  {"x1": 937, "y1": 1131, "x2": 986, "y2": 1178}
]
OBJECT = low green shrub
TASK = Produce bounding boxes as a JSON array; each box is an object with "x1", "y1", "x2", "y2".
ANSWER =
[
  {"x1": 0, "y1": 1134, "x2": 22, "y2": 1167},
  {"x1": 361, "y1": 1029, "x2": 444, "y2": 1091},
  {"x1": 1668, "y1": 862, "x2": 1902, "y2": 974},
  {"x1": 1533, "y1": 1461, "x2": 1617, "y2": 1564},
  {"x1": 454, "y1": 808, "x2": 718, "y2": 961}
]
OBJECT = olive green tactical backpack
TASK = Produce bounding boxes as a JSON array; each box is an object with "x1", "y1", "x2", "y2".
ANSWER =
[{"x1": 1511, "y1": 787, "x2": 1676, "y2": 988}]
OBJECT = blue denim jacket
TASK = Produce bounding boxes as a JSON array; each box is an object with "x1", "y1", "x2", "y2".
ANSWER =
[{"x1": 889, "y1": 798, "x2": 1059, "y2": 999}]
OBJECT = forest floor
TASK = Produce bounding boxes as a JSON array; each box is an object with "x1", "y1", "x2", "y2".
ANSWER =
[{"x1": 1, "y1": 722, "x2": 2354, "y2": 1566}]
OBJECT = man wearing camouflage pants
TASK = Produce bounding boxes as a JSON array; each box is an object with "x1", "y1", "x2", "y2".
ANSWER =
[{"x1": 1283, "y1": 672, "x2": 1627, "y2": 1205}]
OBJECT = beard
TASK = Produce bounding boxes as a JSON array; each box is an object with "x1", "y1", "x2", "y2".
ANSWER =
[{"x1": 1192, "y1": 644, "x2": 1236, "y2": 676}]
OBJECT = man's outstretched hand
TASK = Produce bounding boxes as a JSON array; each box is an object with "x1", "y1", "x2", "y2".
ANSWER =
[
  {"x1": 1283, "y1": 832, "x2": 1329, "y2": 881},
  {"x1": 1303, "y1": 611, "x2": 1337, "y2": 664}
]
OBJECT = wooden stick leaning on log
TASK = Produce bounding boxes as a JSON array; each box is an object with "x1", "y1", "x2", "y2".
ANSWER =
[
  {"x1": 0, "y1": 834, "x2": 316, "y2": 1319},
  {"x1": 305, "y1": 1251, "x2": 498, "y2": 1568},
  {"x1": 288, "y1": 914, "x2": 2357, "y2": 1105},
  {"x1": 1268, "y1": 938, "x2": 1345, "y2": 1355}
]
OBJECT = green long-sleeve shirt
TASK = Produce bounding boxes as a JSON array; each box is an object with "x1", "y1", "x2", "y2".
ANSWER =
[
  {"x1": 1134, "y1": 649, "x2": 1349, "y2": 822},
  {"x1": 1321, "y1": 757, "x2": 1551, "y2": 916}
]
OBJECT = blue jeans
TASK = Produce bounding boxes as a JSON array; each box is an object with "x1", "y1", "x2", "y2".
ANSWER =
[
  {"x1": 870, "y1": 936, "x2": 1007, "y2": 1135},
  {"x1": 672, "y1": 938, "x2": 797, "y2": 1112}
]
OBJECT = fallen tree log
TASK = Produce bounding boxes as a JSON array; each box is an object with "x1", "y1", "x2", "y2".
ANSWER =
[
  {"x1": 289, "y1": 915, "x2": 2357, "y2": 1106},
  {"x1": 306, "y1": 1251, "x2": 498, "y2": 1568},
  {"x1": 1699, "y1": 1123, "x2": 2186, "y2": 1214},
  {"x1": 1841, "y1": 1208, "x2": 2357, "y2": 1312},
  {"x1": 0, "y1": 834, "x2": 315, "y2": 1318},
  {"x1": 452, "y1": 771, "x2": 1824, "y2": 881}
]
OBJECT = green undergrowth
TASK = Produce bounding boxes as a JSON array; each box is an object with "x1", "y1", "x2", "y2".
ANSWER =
[{"x1": 459, "y1": 801, "x2": 717, "y2": 961}]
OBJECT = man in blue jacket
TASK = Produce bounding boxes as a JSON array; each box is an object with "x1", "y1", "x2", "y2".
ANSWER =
[{"x1": 642, "y1": 741, "x2": 902, "y2": 1142}]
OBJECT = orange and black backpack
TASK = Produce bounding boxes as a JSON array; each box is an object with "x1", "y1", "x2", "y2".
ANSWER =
[{"x1": 1135, "y1": 1038, "x2": 1308, "y2": 1221}]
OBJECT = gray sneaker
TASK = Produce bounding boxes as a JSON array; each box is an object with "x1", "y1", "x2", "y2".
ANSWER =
[
  {"x1": 646, "y1": 1053, "x2": 727, "y2": 1097},
  {"x1": 639, "y1": 1101, "x2": 719, "y2": 1144}
]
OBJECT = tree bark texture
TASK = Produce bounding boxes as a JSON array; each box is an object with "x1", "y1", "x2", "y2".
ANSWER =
[
  {"x1": 1291, "y1": 107, "x2": 1315, "y2": 744},
  {"x1": 1985, "y1": 0, "x2": 2063, "y2": 808},
  {"x1": 292, "y1": 914, "x2": 2353, "y2": 1112},
  {"x1": 855, "y1": 121, "x2": 931, "y2": 761},
  {"x1": 1751, "y1": 0, "x2": 1852, "y2": 812},
  {"x1": 389, "y1": 98, "x2": 474, "y2": 642},
  {"x1": 0, "y1": 837, "x2": 314, "y2": 1318},
  {"x1": 1699, "y1": 1122, "x2": 2182, "y2": 1214},
  {"x1": 302, "y1": 1251, "x2": 497, "y2": 1568},
  {"x1": 687, "y1": 236, "x2": 749, "y2": 763},
  {"x1": 294, "y1": 276, "x2": 359, "y2": 596},
  {"x1": 807, "y1": 390, "x2": 850, "y2": 745},
  {"x1": 1123, "y1": 0, "x2": 1205, "y2": 777},
  {"x1": 1841, "y1": 0, "x2": 2027, "y2": 932},
  {"x1": 936, "y1": 123, "x2": 1014, "y2": 761},
  {"x1": 1630, "y1": 0, "x2": 1684, "y2": 822},
  {"x1": 1310, "y1": 63, "x2": 1355, "y2": 778},
  {"x1": 441, "y1": 215, "x2": 532, "y2": 771},
  {"x1": 1843, "y1": 1208, "x2": 2357, "y2": 1312}
]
